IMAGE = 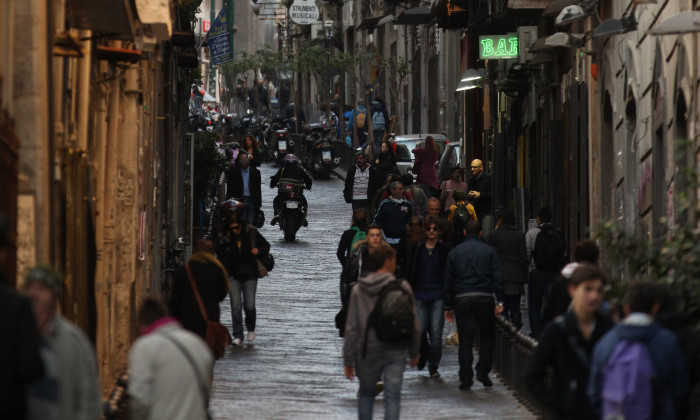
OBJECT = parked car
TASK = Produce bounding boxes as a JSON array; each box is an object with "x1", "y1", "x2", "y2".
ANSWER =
[
  {"x1": 436, "y1": 142, "x2": 465, "y2": 185},
  {"x1": 393, "y1": 133, "x2": 448, "y2": 177}
]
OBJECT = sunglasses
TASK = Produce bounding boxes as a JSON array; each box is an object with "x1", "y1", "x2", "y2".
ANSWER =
[{"x1": 426, "y1": 226, "x2": 439, "y2": 232}]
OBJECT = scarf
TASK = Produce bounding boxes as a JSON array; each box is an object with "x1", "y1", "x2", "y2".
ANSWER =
[{"x1": 188, "y1": 251, "x2": 231, "y2": 291}]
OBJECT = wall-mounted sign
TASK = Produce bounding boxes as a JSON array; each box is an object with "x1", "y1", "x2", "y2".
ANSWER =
[
  {"x1": 289, "y1": 0, "x2": 319, "y2": 25},
  {"x1": 479, "y1": 34, "x2": 518, "y2": 60},
  {"x1": 207, "y1": 5, "x2": 232, "y2": 66}
]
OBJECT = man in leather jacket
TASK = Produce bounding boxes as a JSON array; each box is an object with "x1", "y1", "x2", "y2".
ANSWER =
[{"x1": 270, "y1": 154, "x2": 312, "y2": 226}]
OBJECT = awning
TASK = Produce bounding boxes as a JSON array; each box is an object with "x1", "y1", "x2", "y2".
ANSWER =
[
  {"x1": 507, "y1": 0, "x2": 548, "y2": 10},
  {"x1": 66, "y1": 0, "x2": 136, "y2": 39},
  {"x1": 541, "y1": 0, "x2": 578, "y2": 17},
  {"x1": 395, "y1": 6, "x2": 434, "y2": 25}
]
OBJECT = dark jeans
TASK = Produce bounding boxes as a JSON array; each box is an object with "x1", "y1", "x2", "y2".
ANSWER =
[
  {"x1": 503, "y1": 294, "x2": 522, "y2": 329},
  {"x1": 373, "y1": 131, "x2": 385, "y2": 154},
  {"x1": 352, "y1": 199, "x2": 369, "y2": 213},
  {"x1": 229, "y1": 278, "x2": 257, "y2": 339},
  {"x1": 241, "y1": 196, "x2": 256, "y2": 225},
  {"x1": 455, "y1": 295, "x2": 495, "y2": 384},
  {"x1": 416, "y1": 299, "x2": 445, "y2": 369},
  {"x1": 528, "y1": 270, "x2": 558, "y2": 338}
]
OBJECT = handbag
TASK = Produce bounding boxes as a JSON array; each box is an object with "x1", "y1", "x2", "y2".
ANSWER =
[
  {"x1": 253, "y1": 209, "x2": 265, "y2": 228},
  {"x1": 249, "y1": 229, "x2": 273, "y2": 277},
  {"x1": 185, "y1": 263, "x2": 232, "y2": 358}
]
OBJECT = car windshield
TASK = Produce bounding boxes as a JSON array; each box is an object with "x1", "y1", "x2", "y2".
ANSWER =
[{"x1": 396, "y1": 137, "x2": 447, "y2": 160}]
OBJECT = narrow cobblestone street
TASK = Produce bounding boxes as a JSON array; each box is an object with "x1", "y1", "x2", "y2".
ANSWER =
[{"x1": 210, "y1": 163, "x2": 535, "y2": 419}]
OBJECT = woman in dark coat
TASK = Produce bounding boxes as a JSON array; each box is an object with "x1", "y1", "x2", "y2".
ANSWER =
[
  {"x1": 336, "y1": 208, "x2": 369, "y2": 266},
  {"x1": 242, "y1": 133, "x2": 261, "y2": 167},
  {"x1": 216, "y1": 213, "x2": 271, "y2": 345},
  {"x1": 487, "y1": 209, "x2": 528, "y2": 329},
  {"x1": 170, "y1": 239, "x2": 229, "y2": 339}
]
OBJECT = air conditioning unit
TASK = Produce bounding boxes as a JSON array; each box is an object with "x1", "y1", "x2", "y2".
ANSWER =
[{"x1": 517, "y1": 26, "x2": 537, "y2": 63}]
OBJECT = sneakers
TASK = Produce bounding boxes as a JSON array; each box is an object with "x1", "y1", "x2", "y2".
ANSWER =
[
  {"x1": 247, "y1": 331, "x2": 256, "y2": 342},
  {"x1": 429, "y1": 367, "x2": 440, "y2": 378},
  {"x1": 476, "y1": 374, "x2": 493, "y2": 387},
  {"x1": 232, "y1": 338, "x2": 242, "y2": 346}
]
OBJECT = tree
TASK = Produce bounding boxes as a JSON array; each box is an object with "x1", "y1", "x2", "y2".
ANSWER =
[{"x1": 379, "y1": 56, "x2": 412, "y2": 134}]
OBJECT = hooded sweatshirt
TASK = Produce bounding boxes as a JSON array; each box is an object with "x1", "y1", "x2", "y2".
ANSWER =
[{"x1": 343, "y1": 272, "x2": 420, "y2": 367}]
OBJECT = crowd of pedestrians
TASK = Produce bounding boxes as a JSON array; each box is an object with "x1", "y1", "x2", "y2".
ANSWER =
[{"x1": 337, "y1": 149, "x2": 700, "y2": 420}]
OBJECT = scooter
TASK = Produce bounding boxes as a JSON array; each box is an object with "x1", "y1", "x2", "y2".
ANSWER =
[{"x1": 274, "y1": 178, "x2": 307, "y2": 242}]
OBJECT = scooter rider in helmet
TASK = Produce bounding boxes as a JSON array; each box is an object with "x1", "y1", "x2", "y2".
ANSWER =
[{"x1": 270, "y1": 154, "x2": 312, "y2": 226}]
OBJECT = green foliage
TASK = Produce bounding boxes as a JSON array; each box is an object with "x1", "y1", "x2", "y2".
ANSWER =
[
  {"x1": 193, "y1": 131, "x2": 228, "y2": 208},
  {"x1": 180, "y1": 0, "x2": 203, "y2": 30},
  {"x1": 594, "y1": 138, "x2": 700, "y2": 326}
]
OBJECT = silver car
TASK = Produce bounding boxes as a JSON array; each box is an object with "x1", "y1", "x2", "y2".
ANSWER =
[{"x1": 393, "y1": 134, "x2": 449, "y2": 176}]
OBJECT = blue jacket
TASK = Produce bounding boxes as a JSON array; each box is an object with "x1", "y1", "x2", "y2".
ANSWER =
[
  {"x1": 588, "y1": 315, "x2": 688, "y2": 420},
  {"x1": 373, "y1": 198, "x2": 412, "y2": 241},
  {"x1": 443, "y1": 236, "x2": 504, "y2": 307}
]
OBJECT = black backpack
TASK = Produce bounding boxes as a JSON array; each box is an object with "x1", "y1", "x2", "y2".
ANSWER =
[
  {"x1": 453, "y1": 202, "x2": 472, "y2": 234},
  {"x1": 532, "y1": 223, "x2": 566, "y2": 272},
  {"x1": 362, "y1": 279, "x2": 414, "y2": 358}
]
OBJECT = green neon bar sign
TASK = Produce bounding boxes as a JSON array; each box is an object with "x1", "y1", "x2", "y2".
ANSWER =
[{"x1": 479, "y1": 35, "x2": 518, "y2": 60}]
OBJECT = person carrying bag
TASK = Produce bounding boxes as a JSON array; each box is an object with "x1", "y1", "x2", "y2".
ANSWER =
[{"x1": 185, "y1": 263, "x2": 232, "y2": 358}]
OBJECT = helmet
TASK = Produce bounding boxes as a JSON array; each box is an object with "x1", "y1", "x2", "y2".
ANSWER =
[
  {"x1": 283, "y1": 154, "x2": 299, "y2": 165},
  {"x1": 221, "y1": 198, "x2": 245, "y2": 214}
]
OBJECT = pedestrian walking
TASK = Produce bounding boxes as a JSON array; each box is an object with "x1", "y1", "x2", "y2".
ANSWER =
[
  {"x1": 467, "y1": 159, "x2": 493, "y2": 237},
  {"x1": 349, "y1": 99, "x2": 368, "y2": 149},
  {"x1": 241, "y1": 134, "x2": 261, "y2": 168},
  {"x1": 226, "y1": 151, "x2": 262, "y2": 226},
  {"x1": 369, "y1": 173, "x2": 398, "y2": 220},
  {"x1": 128, "y1": 298, "x2": 214, "y2": 420},
  {"x1": 447, "y1": 190, "x2": 477, "y2": 245},
  {"x1": 216, "y1": 212, "x2": 271, "y2": 345},
  {"x1": 21, "y1": 265, "x2": 101, "y2": 420},
  {"x1": 0, "y1": 214, "x2": 45, "y2": 420},
  {"x1": 525, "y1": 207, "x2": 567, "y2": 338},
  {"x1": 343, "y1": 243, "x2": 420, "y2": 420},
  {"x1": 397, "y1": 216, "x2": 425, "y2": 279},
  {"x1": 440, "y1": 166, "x2": 468, "y2": 212},
  {"x1": 487, "y1": 209, "x2": 528, "y2": 330},
  {"x1": 525, "y1": 264, "x2": 613, "y2": 419},
  {"x1": 373, "y1": 140, "x2": 399, "y2": 180},
  {"x1": 370, "y1": 98, "x2": 389, "y2": 154},
  {"x1": 170, "y1": 239, "x2": 229, "y2": 339},
  {"x1": 444, "y1": 220, "x2": 504, "y2": 390},
  {"x1": 337, "y1": 208, "x2": 369, "y2": 267},
  {"x1": 425, "y1": 197, "x2": 453, "y2": 246},
  {"x1": 411, "y1": 136, "x2": 439, "y2": 196},
  {"x1": 400, "y1": 173, "x2": 428, "y2": 217},
  {"x1": 588, "y1": 281, "x2": 688, "y2": 420},
  {"x1": 374, "y1": 181, "x2": 413, "y2": 248},
  {"x1": 343, "y1": 151, "x2": 374, "y2": 213},
  {"x1": 540, "y1": 238, "x2": 599, "y2": 330},
  {"x1": 405, "y1": 215, "x2": 450, "y2": 377}
]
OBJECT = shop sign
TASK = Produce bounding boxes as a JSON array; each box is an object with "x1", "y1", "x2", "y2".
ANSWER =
[
  {"x1": 479, "y1": 34, "x2": 518, "y2": 60},
  {"x1": 289, "y1": 0, "x2": 319, "y2": 25}
]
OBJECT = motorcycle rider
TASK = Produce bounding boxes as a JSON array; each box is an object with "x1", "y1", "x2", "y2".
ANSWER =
[{"x1": 270, "y1": 154, "x2": 312, "y2": 226}]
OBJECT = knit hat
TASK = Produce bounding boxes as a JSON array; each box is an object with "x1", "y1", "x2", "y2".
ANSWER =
[{"x1": 25, "y1": 265, "x2": 63, "y2": 298}]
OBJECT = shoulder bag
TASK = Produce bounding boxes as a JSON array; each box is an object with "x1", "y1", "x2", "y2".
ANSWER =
[
  {"x1": 185, "y1": 263, "x2": 232, "y2": 358},
  {"x1": 249, "y1": 228, "x2": 274, "y2": 277}
]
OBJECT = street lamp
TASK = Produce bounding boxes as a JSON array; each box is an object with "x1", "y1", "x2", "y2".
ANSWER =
[
  {"x1": 460, "y1": 68, "x2": 486, "y2": 82},
  {"x1": 456, "y1": 79, "x2": 481, "y2": 91}
]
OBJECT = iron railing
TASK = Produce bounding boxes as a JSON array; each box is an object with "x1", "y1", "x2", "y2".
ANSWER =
[{"x1": 492, "y1": 316, "x2": 553, "y2": 419}]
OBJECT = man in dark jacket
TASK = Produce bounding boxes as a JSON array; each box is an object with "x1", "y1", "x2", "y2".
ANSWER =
[
  {"x1": 170, "y1": 239, "x2": 229, "y2": 339},
  {"x1": 487, "y1": 209, "x2": 528, "y2": 330},
  {"x1": 444, "y1": 220, "x2": 503, "y2": 390},
  {"x1": 269, "y1": 154, "x2": 312, "y2": 225},
  {"x1": 373, "y1": 181, "x2": 413, "y2": 248},
  {"x1": 343, "y1": 151, "x2": 374, "y2": 212},
  {"x1": 467, "y1": 159, "x2": 492, "y2": 231},
  {"x1": 226, "y1": 152, "x2": 262, "y2": 226}
]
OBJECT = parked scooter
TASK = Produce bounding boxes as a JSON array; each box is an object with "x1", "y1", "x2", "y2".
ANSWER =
[{"x1": 302, "y1": 111, "x2": 341, "y2": 179}]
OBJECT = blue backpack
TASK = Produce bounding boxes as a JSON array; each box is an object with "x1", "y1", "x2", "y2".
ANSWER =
[
  {"x1": 371, "y1": 111, "x2": 386, "y2": 131},
  {"x1": 602, "y1": 339, "x2": 659, "y2": 420}
]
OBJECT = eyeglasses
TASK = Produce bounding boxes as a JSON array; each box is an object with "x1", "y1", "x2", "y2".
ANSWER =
[{"x1": 426, "y1": 226, "x2": 439, "y2": 232}]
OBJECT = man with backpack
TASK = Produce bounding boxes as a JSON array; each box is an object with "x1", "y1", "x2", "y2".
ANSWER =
[
  {"x1": 588, "y1": 281, "x2": 688, "y2": 420},
  {"x1": 448, "y1": 190, "x2": 477, "y2": 245},
  {"x1": 370, "y1": 99, "x2": 389, "y2": 154},
  {"x1": 349, "y1": 99, "x2": 368, "y2": 149},
  {"x1": 343, "y1": 242, "x2": 420, "y2": 420},
  {"x1": 444, "y1": 220, "x2": 504, "y2": 391},
  {"x1": 526, "y1": 207, "x2": 567, "y2": 338}
]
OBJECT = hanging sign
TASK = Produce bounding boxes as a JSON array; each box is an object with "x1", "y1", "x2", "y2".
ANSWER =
[
  {"x1": 207, "y1": 5, "x2": 233, "y2": 66},
  {"x1": 479, "y1": 34, "x2": 519, "y2": 60},
  {"x1": 289, "y1": 0, "x2": 319, "y2": 25}
]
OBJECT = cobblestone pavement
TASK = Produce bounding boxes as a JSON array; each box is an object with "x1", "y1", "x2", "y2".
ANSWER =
[{"x1": 210, "y1": 163, "x2": 536, "y2": 419}]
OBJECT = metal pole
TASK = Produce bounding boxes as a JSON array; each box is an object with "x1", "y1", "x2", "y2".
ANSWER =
[{"x1": 210, "y1": 0, "x2": 216, "y2": 94}]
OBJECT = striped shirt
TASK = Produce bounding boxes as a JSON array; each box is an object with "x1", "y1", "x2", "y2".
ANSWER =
[{"x1": 353, "y1": 166, "x2": 370, "y2": 200}]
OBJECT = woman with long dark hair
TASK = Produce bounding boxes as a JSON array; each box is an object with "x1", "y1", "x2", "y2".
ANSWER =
[
  {"x1": 216, "y1": 212, "x2": 270, "y2": 345},
  {"x1": 336, "y1": 208, "x2": 369, "y2": 266},
  {"x1": 242, "y1": 134, "x2": 261, "y2": 167},
  {"x1": 412, "y1": 136, "x2": 439, "y2": 196}
]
